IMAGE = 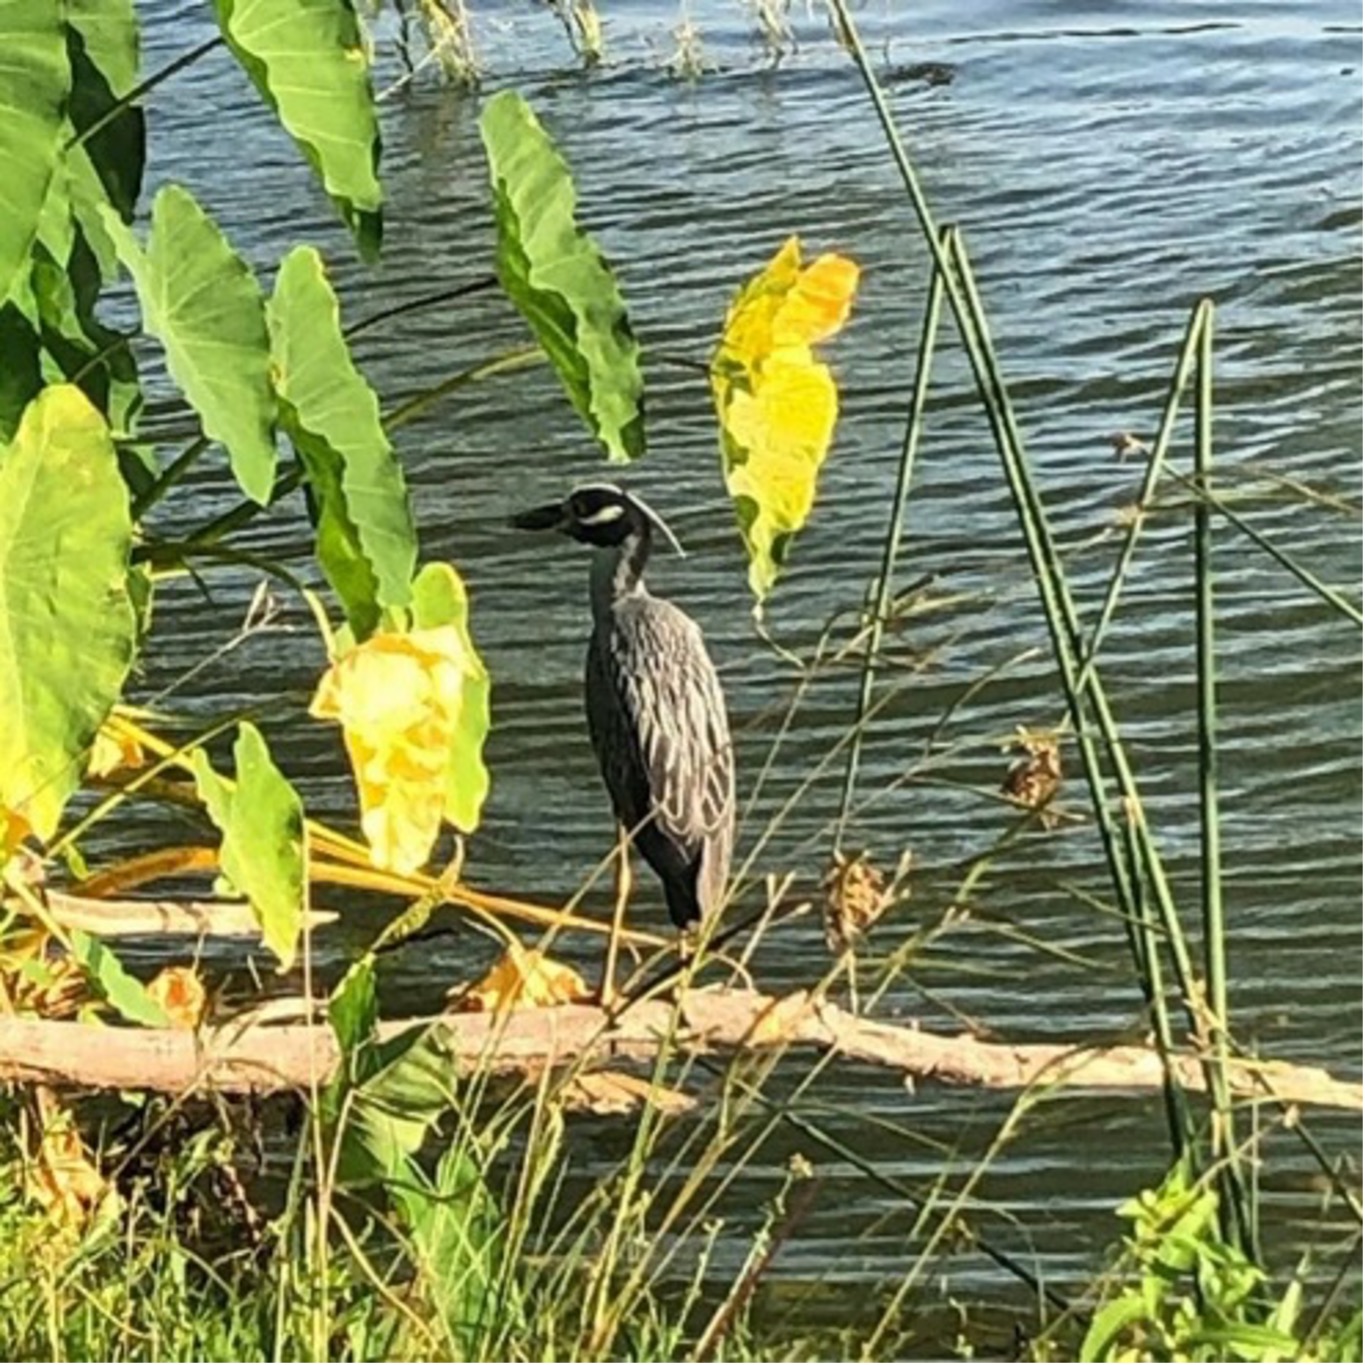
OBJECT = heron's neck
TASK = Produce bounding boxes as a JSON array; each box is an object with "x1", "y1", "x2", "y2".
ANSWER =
[{"x1": 590, "y1": 527, "x2": 651, "y2": 622}]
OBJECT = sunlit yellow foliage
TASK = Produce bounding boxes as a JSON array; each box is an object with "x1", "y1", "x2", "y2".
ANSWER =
[
  {"x1": 0, "y1": 928, "x2": 87, "y2": 1019},
  {"x1": 311, "y1": 627, "x2": 480, "y2": 874},
  {"x1": 146, "y1": 965, "x2": 207, "y2": 1030},
  {"x1": 457, "y1": 940, "x2": 590, "y2": 1014},
  {"x1": 23, "y1": 1089, "x2": 118, "y2": 1234},
  {"x1": 0, "y1": 805, "x2": 32, "y2": 860},
  {"x1": 87, "y1": 719, "x2": 148, "y2": 779},
  {"x1": 712, "y1": 236, "x2": 859, "y2": 607}
]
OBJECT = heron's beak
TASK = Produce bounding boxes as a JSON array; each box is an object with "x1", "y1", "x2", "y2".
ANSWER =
[{"x1": 508, "y1": 501, "x2": 568, "y2": 533}]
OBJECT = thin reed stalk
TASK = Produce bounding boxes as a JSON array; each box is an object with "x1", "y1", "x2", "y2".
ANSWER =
[
  {"x1": 1170, "y1": 469, "x2": 1364, "y2": 625},
  {"x1": 834, "y1": 232, "x2": 948, "y2": 849},
  {"x1": 1194, "y1": 312, "x2": 1254, "y2": 1254},
  {"x1": 825, "y1": 0, "x2": 1220, "y2": 1153},
  {"x1": 943, "y1": 234, "x2": 1207, "y2": 1032},
  {"x1": 1078, "y1": 299, "x2": 1210, "y2": 685}
]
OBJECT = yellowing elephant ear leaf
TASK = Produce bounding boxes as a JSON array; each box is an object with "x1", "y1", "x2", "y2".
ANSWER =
[
  {"x1": 712, "y1": 236, "x2": 859, "y2": 611},
  {"x1": 773, "y1": 252, "x2": 860, "y2": 347},
  {"x1": 310, "y1": 569, "x2": 490, "y2": 874},
  {"x1": 455, "y1": 942, "x2": 589, "y2": 1014}
]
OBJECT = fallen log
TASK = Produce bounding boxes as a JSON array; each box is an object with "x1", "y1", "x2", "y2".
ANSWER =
[{"x1": 0, "y1": 989, "x2": 1356, "y2": 1111}]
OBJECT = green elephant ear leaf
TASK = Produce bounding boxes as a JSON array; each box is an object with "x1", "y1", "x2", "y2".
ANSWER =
[
  {"x1": 0, "y1": 2, "x2": 69, "y2": 306},
  {"x1": 212, "y1": 0, "x2": 383, "y2": 260},
  {"x1": 69, "y1": 930, "x2": 170, "y2": 1028},
  {"x1": 479, "y1": 89, "x2": 644, "y2": 464},
  {"x1": 103, "y1": 185, "x2": 277, "y2": 503},
  {"x1": 0, "y1": 384, "x2": 136, "y2": 839},
  {"x1": 411, "y1": 563, "x2": 491, "y2": 834},
  {"x1": 268, "y1": 245, "x2": 416, "y2": 639},
  {"x1": 192, "y1": 722, "x2": 306, "y2": 971}
]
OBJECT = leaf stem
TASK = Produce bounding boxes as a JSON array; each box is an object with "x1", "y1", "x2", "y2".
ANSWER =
[
  {"x1": 66, "y1": 36, "x2": 224, "y2": 151},
  {"x1": 342, "y1": 277, "x2": 499, "y2": 340},
  {"x1": 131, "y1": 435, "x2": 209, "y2": 519},
  {"x1": 384, "y1": 346, "x2": 545, "y2": 429}
]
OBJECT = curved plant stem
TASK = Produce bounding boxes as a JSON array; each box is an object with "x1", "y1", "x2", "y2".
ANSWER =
[
  {"x1": 384, "y1": 346, "x2": 545, "y2": 429},
  {"x1": 131, "y1": 435, "x2": 209, "y2": 519},
  {"x1": 342, "y1": 277, "x2": 498, "y2": 340}
]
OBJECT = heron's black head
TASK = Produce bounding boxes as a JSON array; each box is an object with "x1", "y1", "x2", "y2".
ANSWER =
[{"x1": 509, "y1": 483, "x2": 685, "y2": 555}]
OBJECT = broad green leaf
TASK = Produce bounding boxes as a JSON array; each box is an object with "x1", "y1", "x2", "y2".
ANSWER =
[
  {"x1": 329, "y1": 954, "x2": 379, "y2": 1066},
  {"x1": 712, "y1": 236, "x2": 859, "y2": 611},
  {"x1": 1079, "y1": 1294, "x2": 1149, "y2": 1363},
  {"x1": 68, "y1": 928, "x2": 170, "y2": 1027},
  {"x1": 192, "y1": 722, "x2": 305, "y2": 970},
  {"x1": 30, "y1": 0, "x2": 144, "y2": 441},
  {"x1": 394, "y1": 1139, "x2": 501, "y2": 1344},
  {"x1": 411, "y1": 562, "x2": 491, "y2": 834},
  {"x1": 0, "y1": 385, "x2": 136, "y2": 838},
  {"x1": 104, "y1": 185, "x2": 277, "y2": 502},
  {"x1": 479, "y1": 89, "x2": 644, "y2": 463},
  {"x1": 322, "y1": 986, "x2": 502, "y2": 1345},
  {"x1": 324, "y1": 952, "x2": 380, "y2": 1126},
  {"x1": 0, "y1": 0, "x2": 69, "y2": 305},
  {"x1": 267, "y1": 245, "x2": 416, "y2": 637},
  {"x1": 212, "y1": 0, "x2": 382, "y2": 259},
  {"x1": 336, "y1": 1024, "x2": 454, "y2": 1185}
]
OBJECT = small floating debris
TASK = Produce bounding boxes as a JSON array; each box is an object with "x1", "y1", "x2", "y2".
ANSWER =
[
  {"x1": 1109, "y1": 431, "x2": 1150, "y2": 462},
  {"x1": 886, "y1": 61, "x2": 956, "y2": 88}
]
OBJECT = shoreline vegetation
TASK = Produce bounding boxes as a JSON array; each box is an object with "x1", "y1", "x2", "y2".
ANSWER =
[{"x1": 0, "y1": 0, "x2": 1358, "y2": 1359}]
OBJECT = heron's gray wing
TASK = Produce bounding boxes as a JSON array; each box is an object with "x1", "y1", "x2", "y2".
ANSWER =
[{"x1": 586, "y1": 597, "x2": 734, "y2": 870}]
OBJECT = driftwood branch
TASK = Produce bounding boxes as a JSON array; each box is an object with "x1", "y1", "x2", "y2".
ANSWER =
[
  {"x1": 0, "y1": 989, "x2": 1356, "y2": 1111},
  {"x1": 33, "y1": 891, "x2": 337, "y2": 938}
]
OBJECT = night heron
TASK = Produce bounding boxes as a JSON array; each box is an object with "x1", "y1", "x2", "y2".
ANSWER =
[{"x1": 510, "y1": 483, "x2": 735, "y2": 1000}]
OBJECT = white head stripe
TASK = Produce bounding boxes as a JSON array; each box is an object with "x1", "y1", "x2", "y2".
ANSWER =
[{"x1": 567, "y1": 482, "x2": 686, "y2": 556}]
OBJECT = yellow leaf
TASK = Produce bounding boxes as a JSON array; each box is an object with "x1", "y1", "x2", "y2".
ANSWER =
[
  {"x1": 0, "y1": 804, "x2": 32, "y2": 860},
  {"x1": 713, "y1": 236, "x2": 859, "y2": 608},
  {"x1": 565, "y1": 1070, "x2": 694, "y2": 1115},
  {"x1": 310, "y1": 627, "x2": 474, "y2": 874},
  {"x1": 24, "y1": 1090, "x2": 117, "y2": 1232},
  {"x1": 146, "y1": 965, "x2": 207, "y2": 1030},
  {"x1": 456, "y1": 940, "x2": 590, "y2": 1013},
  {"x1": 87, "y1": 720, "x2": 148, "y2": 778},
  {"x1": 771, "y1": 252, "x2": 860, "y2": 348},
  {"x1": 0, "y1": 928, "x2": 88, "y2": 1019}
]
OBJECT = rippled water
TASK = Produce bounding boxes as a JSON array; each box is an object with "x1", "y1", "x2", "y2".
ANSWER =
[{"x1": 124, "y1": 0, "x2": 1360, "y2": 1335}]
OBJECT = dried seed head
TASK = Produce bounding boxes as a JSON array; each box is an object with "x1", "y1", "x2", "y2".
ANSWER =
[
  {"x1": 1002, "y1": 727, "x2": 1063, "y2": 826},
  {"x1": 822, "y1": 848, "x2": 910, "y2": 954}
]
